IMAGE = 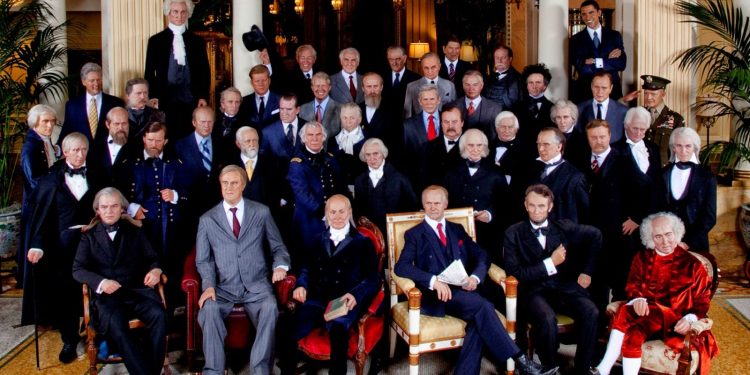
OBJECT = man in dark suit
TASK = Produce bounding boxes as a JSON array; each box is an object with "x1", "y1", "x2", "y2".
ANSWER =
[
  {"x1": 394, "y1": 185, "x2": 555, "y2": 375},
  {"x1": 277, "y1": 44, "x2": 318, "y2": 105},
  {"x1": 360, "y1": 73, "x2": 398, "y2": 151},
  {"x1": 144, "y1": 0, "x2": 210, "y2": 139},
  {"x1": 576, "y1": 72, "x2": 628, "y2": 143},
  {"x1": 196, "y1": 165, "x2": 291, "y2": 375},
  {"x1": 383, "y1": 46, "x2": 421, "y2": 120},
  {"x1": 230, "y1": 126, "x2": 281, "y2": 209},
  {"x1": 514, "y1": 64, "x2": 555, "y2": 147},
  {"x1": 439, "y1": 36, "x2": 472, "y2": 98},
  {"x1": 659, "y1": 127, "x2": 716, "y2": 253},
  {"x1": 22, "y1": 133, "x2": 100, "y2": 364},
  {"x1": 426, "y1": 104, "x2": 464, "y2": 185},
  {"x1": 569, "y1": 0, "x2": 627, "y2": 102},
  {"x1": 640, "y1": 75, "x2": 686, "y2": 165},
  {"x1": 88, "y1": 107, "x2": 134, "y2": 188},
  {"x1": 329, "y1": 47, "x2": 364, "y2": 104},
  {"x1": 281, "y1": 195, "x2": 379, "y2": 375},
  {"x1": 60, "y1": 62, "x2": 124, "y2": 147},
  {"x1": 72, "y1": 187, "x2": 167, "y2": 375},
  {"x1": 124, "y1": 77, "x2": 165, "y2": 142},
  {"x1": 353, "y1": 138, "x2": 418, "y2": 233},
  {"x1": 551, "y1": 100, "x2": 588, "y2": 165},
  {"x1": 403, "y1": 52, "x2": 457, "y2": 118},
  {"x1": 491, "y1": 111, "x2": 534, "y2": 193},
  {"x1": 299, "y1": 72, "x2": 342, "y2": 137},
  {"x1": 402, "y1": 85, "x2": 442, "y2": 192},
  {"x1": 213, "y1": 87, "x2": 243, "y2": 165},
  {"x1": 261, "y1": 94, "x2": 304, "y2": 163},
  {"x1": 457, "y1": 70, "x2": 503, "y2": 141},
  {"x1": 503, "y1": 183, "x2": 601, "y2": 375},
  {"x1": 238, "y1": 65, "x2": 280, "y2": 130},
  {"x1": 483, "y1": 45, "x2": 523, "y2": 110}
]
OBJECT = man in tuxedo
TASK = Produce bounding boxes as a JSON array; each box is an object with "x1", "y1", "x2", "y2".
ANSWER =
[
  {"x1": 439, "y1": 36, "x2": 471, "y2": 97},
  {"x1": 88, "y1": 107, "x2": 134, "y2": 187},
  {"x1": 426, "y1": 104, "x2": 464, "y2": 185},
  {"x1": 144, "y1": 0, "x2": 210, "y2": 139},
  {"x1": 403, "y1": 52, "x2": 457, "y2": 118},
  {"x1": 196, "y1": 165, "x2": 291, "y2": 375},
  {"x1": 72, "y1": 187, "x2": 167, "y2": 375},
  {"x1": 551, "y1": 100, "x2": 588, "y2": 165},
  {"x1": 576, "y1": 72, "x2": 627, "y2": 143},
  {"x1": 458, "y1": 70, "x2": 503, "y2": 141},
  {"x1": 383, "y1": 46, "x2": 421, "y2": 119},
  {"x1": 394, "y1": 185, "x2": 555, "y2": 375},
  {"x1": 330, "y1": 47, "x2": 364, "y2": 104},
  {"x1": 125, "y1": 78, "x2": 165, "y2": 142},
  {"x1": 569, "y1": 0, "x2": 627, "y2": 102},
  {"x1": 491, "y1": 111, "x2": 533, "y2": 189},
  {"x1": 300, "y1": 72, "x2": 342, "y2": 137},
  {"x1": 402, "y1": 85, "x2": 442, "y2": 192},
  {"x1": 503, "y1": 183, "x2": 601, "y2": 375},
  {"x1": 483, "y1": 45, "x2": 522, "y2": 110},
  {"x1": 60, "y1": 62, "x2": 124, "y2": 146},
  {"x1": 238, "y1": 65, "x2": 280, "y2": 130},
  {"x1": 281, "y1": 195, "x2": 379, "y2": 375},
  {"x1": 22, "y1": 133, "x2": 100, "y2": 364},
  {"x1": 213, "y1": 87, "x2": 243, "y2": 164},
  {"x1": 514, "y1": 64, "x2": 554, "y2": 147},
  {"x1": 640, "y1": 75, "x2": 685, "y2": 165}
]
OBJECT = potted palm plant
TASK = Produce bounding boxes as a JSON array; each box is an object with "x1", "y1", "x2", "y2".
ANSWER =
[{"x1": 0, "y1": 0, "x2": 69, "y2": 258}]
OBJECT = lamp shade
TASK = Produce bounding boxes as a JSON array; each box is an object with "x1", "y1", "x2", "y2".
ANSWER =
[
  {"x1": 459, "y1": 44, "x2": 477, "y2": 63},
  {"x1": 408, "y1": 42, "x2": 430, "y2": 59}
]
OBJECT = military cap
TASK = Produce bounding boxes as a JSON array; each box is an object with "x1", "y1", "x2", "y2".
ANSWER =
[{"x1": 640, "y1": 75, "x2": 671, "y2": 90}]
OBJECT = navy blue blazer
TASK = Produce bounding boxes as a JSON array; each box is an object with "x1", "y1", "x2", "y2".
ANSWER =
[
  {"x1": 238, "y1": 91, "x2": 281, "y2": 130},
  {"x1": 402, "y1": 112, "x2": 441, "y2": 191},
  {"x1": 20, "y1": 130, "x2": 51, "y2": 203},
  {"x1": 570, "y1": 27, "x2": 627, "y2": 99},
  {"x1": 174, "y1": 132, "x2": 223, "y2": 214},
  {"x1": 576, "y1": 99, "x2": 628, "y2": 143},
  {"x1": 59, "y1": 93, "x2": 124, "y2": 146},
  {"x1": 483, "y1": 67, "x2": 523, "y2": 110},
  {"x1": 261, "y1": 119, "x2": 304, "y2": 162},
  {"x1": 394, "y1": 220, "x2": 489, "y2": 316}
]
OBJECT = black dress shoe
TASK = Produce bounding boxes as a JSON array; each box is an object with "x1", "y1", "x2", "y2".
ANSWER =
[
  {"x1": 515, "y1": 354, "x2": 559, "y2": 375},
  {"x1": 589, "y1": 367, "x2": 601, "y2": 375},
  {"x1": 59, "y1": 343, "x2": 77, "y2": 363}
]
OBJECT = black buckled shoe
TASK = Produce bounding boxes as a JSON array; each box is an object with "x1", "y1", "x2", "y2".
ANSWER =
[
  {"x1": 515, "y1": 354, "x2": 559, "y2": 375},
  {"x1": 59, "y1": 342, "x2": 77, "y2": 363}
]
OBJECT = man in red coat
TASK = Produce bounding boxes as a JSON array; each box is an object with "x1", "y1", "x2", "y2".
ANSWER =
[{"x1": 591, "y1": 212, "x2": 718, "y2": 375}]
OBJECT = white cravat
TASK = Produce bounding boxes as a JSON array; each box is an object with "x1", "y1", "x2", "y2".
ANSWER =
[
  {"x1": 330, "y1": 223, "x2": 350, "y2": 246},
  {"x1": 626, "y1": 138, "x2": 650, "y2": 173},
  {"x1": 168, "y1": 23, "x2": 187, "y2": 66},
  {"x1": 335, "y1": 126, "x2": 365, "y2": 155},
  {"x1": 369, "y1": 164, "x2": 384, "y2": 187}
]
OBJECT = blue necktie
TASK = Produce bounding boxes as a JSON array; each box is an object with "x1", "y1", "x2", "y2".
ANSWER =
[
  {"x1": 596, "y1": 103, "x2": 603, "y2": 120},
  {"x1": 201, "y1": 138, "x2": 212, "y2": 171},
  {"x1": 393, "y1": 72, "x2": 400, "y2": 87},
  {"x1": 593, "y1": 31, "x2": 600, "y2": 49}
]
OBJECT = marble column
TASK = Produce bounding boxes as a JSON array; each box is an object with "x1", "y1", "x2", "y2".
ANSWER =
[
  {"x1": 537, "y1": 0, "x2": 568, "y2": 101},
  {"x1": 232, "y1": 0, "x2": 263, "y2": 96},
  {"x1": 40, "y1": 0, "x2": 68, "y2": 129}
]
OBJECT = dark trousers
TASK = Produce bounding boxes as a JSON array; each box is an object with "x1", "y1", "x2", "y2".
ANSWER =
[{"x1": 524, "y1": 289, "x2": 598, "y2": 374}]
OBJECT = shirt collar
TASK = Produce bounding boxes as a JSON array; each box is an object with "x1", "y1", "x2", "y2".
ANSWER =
[
  {"x1": 424, "y1": 215, "x2": 446, "y2": 231},
  {"x1": 143, "y1": 150, "x2": 164, "y2": 159},
  {"x1": 587, "y1": 26, "x2": 603, "y2": 38},
  {"x1": 593, "y1": 147, "x2": 612, "y2": 161},
  {"x1": 65, "y1": 161, "x2": 86, "y2": 169},
  {"x1": 444, "y1": 57, "x2": 458, "y2": 67},
  {"x1": 329, "y1": 223, "x2": 350, "y2": 238},
  {"x1": 240, "y1": 153, "x2": 258, "y2": 165},
  {"x1": 538, "y1": 154, "x2": 563, "y2": 165},
  {"x1": 315, "y1": 96, "x2": 330, "y2": 108},
  {"x1": 223, "y1": 198, "x2": 245, "y2": 213},
  {"x1": 594, "y1": 97, "x2": 610, "y2": 107},
  {"x1": 393, "y1": 67, "x2": 406, "y2": 77},
  {"x1": 368, "y1": 161, "x2": 385, "y2": 173},
  {"x1": 86, "y1": 92, "x2": 102, "y2": 103},
  {"x1": 465, "y1": 96, "x2": 482, "y2": 107},
  {"x1": 194, "y1": 132, "x2": 210, "y2": 144},
  {"x1": 341, "y1": 71, "x2": 357, "y2": 80},
  {"x1": 423, "y1": 76, "x2": 439, "y2": 84},
  {"x1": 530, "y1": 219, "x2": 549, "y2": 229}
]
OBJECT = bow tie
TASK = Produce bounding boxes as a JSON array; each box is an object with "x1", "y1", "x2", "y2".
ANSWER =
[
  {"x1": 532, "y1": 226, "x2": 549, "y2": 237},
  {"x1": 65, "y1": 165, "x2": 86, "y2": 177},
  {"x1": 103, "y1": 223, "x2": 119, "y2": 233},
  {"x1": 496, "y1": 140, "x2": 513, "y2": 148},
  {"x1": 675, "y1": 161, "x2": 695, "y2": 170},
  {"x1": 494, "y1": 71, "x2": 507, "y2": 80},
  {"x1": 530, "y1": 96, "x2": 545, "y2": 104},
  {"x1": 447, "y1": 140, "x2": 457, "y2": 145},
  {"x1": 466, "y1": 159, "x2": 480, "y2": 168},
  {"x1": 543, "y1": 159, "x2": 564, "y2": 168}
]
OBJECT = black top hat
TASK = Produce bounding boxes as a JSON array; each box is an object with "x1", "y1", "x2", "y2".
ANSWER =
[
  {"x1": 640, "y1": 75, "x2": 671, "y2": 90},
  {"x1": 242, "y1": 25, "x2": 269, "y2": 52}
]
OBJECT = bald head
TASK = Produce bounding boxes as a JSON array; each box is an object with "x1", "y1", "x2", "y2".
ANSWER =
[{"x1": 325, "y1": 194, "x2": 352, "y2": 230}]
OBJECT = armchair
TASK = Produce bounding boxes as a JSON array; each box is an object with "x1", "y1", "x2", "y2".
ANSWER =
[{"x1": 386, "y1": 207, "x2": 518, "y2": 375}]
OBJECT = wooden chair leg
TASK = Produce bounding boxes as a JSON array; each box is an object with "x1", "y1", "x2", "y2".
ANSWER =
[
  {"x1": 86, "y1": 328, "x2": 98, "y2": 375},
  {"x1": 355, "y1": 350, "x2": 367, "y2": 375},
  {"x1": 162, "y1": 335, "x2": 171, "y2": 375},
  {"x1": 388, "y1": 326, "x2": 396, "y2": 359}
]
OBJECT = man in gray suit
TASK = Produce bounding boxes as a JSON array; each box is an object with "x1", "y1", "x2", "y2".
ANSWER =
[
  {"x1": 329, "y1": 47, "x2": 364, "y2": 104},
  {"x1": 456, "y1": 70, "x2": 503, "y2": 141},
  {"x1": 300, "y1": 72, "x2": 342, "y2": 137},
  {"x1": 403, "y1": 52, "x2": 456, "y2": 118},
  {"x1": 196, "y1": 164, "x2": 291, "y2": 375}
]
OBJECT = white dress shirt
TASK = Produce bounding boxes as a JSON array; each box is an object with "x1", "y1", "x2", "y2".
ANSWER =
[
  {"x1": 586, "y1": 26, "x2": 605, "y2": 68},
  {"x1": 626, "y1": 138, "x2": 650, "y2": 173},
  {"x1": 368, "y1": 163, "x2": 384, "y2": 187}
]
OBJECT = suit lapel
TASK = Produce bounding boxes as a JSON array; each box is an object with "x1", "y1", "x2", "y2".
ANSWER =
[
  {"x1": 521, "y1": 222, "x2": 547, "y2": 256},
  {"x1": 420, "y1": 221, "x2": 449, "y2": 269},
  {"x1": 332, "y1": 231, "x2": 354, "y2": 257},
  {"x1": 92, "y1": 224, "x2": 117, "y2": 264},
  {"x1": 211, "y1": 205, "x2": 236, "y2": 239},
  {"x1": 238, "y1": 200, "x2": 253, "y2": 239}
]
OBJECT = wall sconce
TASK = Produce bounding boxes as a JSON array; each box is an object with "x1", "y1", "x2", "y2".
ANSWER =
[
  {"x1": 408, "y1": 42, "x2": 430, "y2": 60},
  {"x1": 294, "y1": 0, "x2": 304, "y2": 15},
  {"x1": 331, "y1": 0, "x2": 343, "y2": 12},
  {"x1": 392, "y1": 0, "x2": 404, "y2": 10},
  {"x1": 459, "y1": 41, "x2": 478, "y2": 63}
]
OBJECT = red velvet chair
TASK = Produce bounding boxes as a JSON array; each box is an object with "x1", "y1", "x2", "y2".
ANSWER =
[
  {"x1": 294, "y1": 216, "x2": 387, "y2": 375},
  {"x1": 181, "y1": 246, "x2": 296, "y2": 371}
]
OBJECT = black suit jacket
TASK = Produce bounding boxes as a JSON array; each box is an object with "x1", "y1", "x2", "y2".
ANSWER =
[
  {"x1": 659, "y1": 164, "x2": 717, "y2": 251},
  {"x1": 60, "y1": 93, "x2": 124, "y2": 146},
  {"x1": 174, "y1": 133, "x2": 223, "y2": 217},
  {"x1": 88, "y1": 139, "x2": 137, "y2": 188},
  {"x1": 456, "y1": 96, "x2": 503, "y2": 141},
  {"x1": 402, "y1": 112, "x2": 440, "y2": 191},
  {"x1": 359, "y1": 101, "x2": 401, "y2": 152},
  {"x1": 238, "y1": 91, "x2": 281, "y2": 130},
  {"x1": 277, "y1": 66, "x2": 317, "y2": 104},
  {"x1": 144, "y1": 28, "x2": 210, "y2": 104},
  {"x1": 526, "y1": 160, "x2": 590, "y2": 224},
  {"x1": 513, "y1": 96, "x2": 554, "y2": 147},
  {"x1": 425, "y1": 136, "x2": 463, "y2": 185},
  {"x1": 613, "y1": 139, "x2": 661, "y2": 223},
  {"x1": 577, "y1": 148, "x2": 627, "y2": 235},
  {"x1": 228, "y1": 152, "x2": 282, "y2": 210},
  {"x1": 353, "y1": 162, "x2": 418, "y2": 233},
  {"x1": 569, "y1": 28, "x2": 627, "y2": 101},
  {"x1": 483, "y1": 67, "x2": 523, "y2": 110},
  {"x1": 382, "y1": 68, "x2": 421, "y2": 117},
  {"x1": 439, "y1": 59, "x2": 472, "y2": 97}
]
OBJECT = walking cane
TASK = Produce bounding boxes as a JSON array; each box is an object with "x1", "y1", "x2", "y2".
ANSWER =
[{"x1": 31, "y1": 264, "x2": 39, "y2": 369}]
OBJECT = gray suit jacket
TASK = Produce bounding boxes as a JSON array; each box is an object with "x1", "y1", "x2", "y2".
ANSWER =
[
  {"x1": 299, "y1": 97, "x2": 342, "y2": 136},
  {"x1": 456, "y1": 96, "x2": 503, "y2": 141},
  {"x1": 329, "y1": 71, "x2": 364, "y2": 104},
  {"x1": 403, "y1": 77, "x2": 456, "y2": 118},
  {"x1": 196, "y1": 199, "x2": 290, "y2": 298}
]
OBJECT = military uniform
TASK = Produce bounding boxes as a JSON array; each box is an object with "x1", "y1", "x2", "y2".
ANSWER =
[{"x1": 641, "y1": 75, "x2": 686, "y2": 165}]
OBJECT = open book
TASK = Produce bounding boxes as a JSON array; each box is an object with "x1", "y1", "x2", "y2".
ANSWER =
[{"x1": 437, "y1": 259, "x2": 469, "y2": 286}]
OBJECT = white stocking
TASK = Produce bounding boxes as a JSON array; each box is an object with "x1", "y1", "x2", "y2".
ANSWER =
[
  {"x1": 622, "y1": 357, "x2": 642, "y2": 375},
  {"x1": 596, "y1": 329, "x2": 625, "y2": 375}
]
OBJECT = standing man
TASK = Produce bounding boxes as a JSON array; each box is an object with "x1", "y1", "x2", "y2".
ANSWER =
[
  {"x1": 403, "y1": 52, "x2": 457, "y2": 118},
  {"x1": 402, "y1": 85, "x2": 442, "y2": 192},
  {"x1": 300, "y1": 72, "x2": 342, "y2": 137},
  {"x1": 330, "y1": 47, "x2": 364, "y2": 104},
  {"x1": 491, "y1": 112, "x2": 535, "y2": 222},
  {"x1": 144, "y1": 0, "x2": 210, "y2": 139},
  {"x1": 196, "y1": 165, "x2": 291, "y2": 375},
  {"x1": 125, "y1": 78, "x2": 164, "y2": 141},
  {"x1": 514, "y1": 64, "x2": 555, "y2": 146},
  {"x1": 426, "y1": 104, "x2": 464, "y2": 185},
  {"x1": 394, "y1": 185, "x2": 556, "y2": 375},
  {"x1": 22, "y1": 133, "x2": 100, "y2": 364},
  {"x1": 641, "y1": 75, "x2": 685, "y2": 164},
  {"x1": 457, "y1": 70, "x2": 503, "y2": 141},
  {"x1": 230, "y1": 126, "x2": 281, "y2": 209},
  {"x1": 73, "y1": 187, "x2": 167, "y2": 375},
  {"x1": 213, "y1": 87, "x2": 243, "y2": 164},
  {"x1": 576, "y1": 72, "x2": 628, "y2": 143},
  {"x1": 262, "y1": 94, "x2": 304, "y2": 163},
  {"x1": 88, "y1": 107, "x2": 134, "y2": 188},
  {"x1": 359, "y1": 73, "x2": 395, "y2": 149},
  {"x1": 382, "y1": 46, "x2": 421, "y2": 118},
  {"x1": 569, "y1": 0, "x2": 627, "y2": 102},
  {"x1": 280, "y1": 44, "x2": 318, "y2": 104},
  {"x1": 483, "y1": 45, "x2": 523, "y2": 110},
  {"x1": 504, "y1": 184, "x2": 601, "y2": 375},
  {"x1": 238, "y1": 65, "x2": 280, "y2": 130},
  {"x1": 439, "y1": 35, "x2": 471, "y2": 97},
  {"x1": 60, "y1": 63, "x2": 124, "y2": 146}
]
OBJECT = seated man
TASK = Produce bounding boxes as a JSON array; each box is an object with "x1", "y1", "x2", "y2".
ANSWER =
[
  {"x1": 281, "y1": 195, "x2": 379, "y2": 375},
  {"x1": 196, "y1": 165, "x2": 291, "y2": 375},
  {"x1": 72, "y1": 187, "x2": 166, "y2": 375},
  {"x1": 592, "y1": 212, "x2": 718, "y2": 375},
  {"x1": 503, "y1": 183, "x2": 601, "y2": 374},
  {"x1": 394, "y1": 185, "x2": 555, "y2": 375}
]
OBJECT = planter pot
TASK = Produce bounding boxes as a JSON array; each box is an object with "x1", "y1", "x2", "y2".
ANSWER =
[{"x1": 0, "y1": 204, "x2": 21, "y2": 260}]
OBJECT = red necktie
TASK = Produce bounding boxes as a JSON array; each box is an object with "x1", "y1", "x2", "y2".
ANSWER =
[
  {"x1": 437, "y1": 222, "x2": 447, "y2": 247},
  {"x1": 448, "y1": 63, "x2": 455, "y2": 81},
  {"x1": 591, "y1": 155, "x2": 600, "y2": 174},
  {"x1": 229, "y1": 207, "x2": 240, "y2": 238},
  {"x1": 427, "y1": 114, "x2": 437, "y2": 140},
  {"x1": 349, "y1": 75, "x2": 357, "y2": 101},
  {"x1": 467, "y1": 101, "x2": 475, "y2": 117},
  {"x1": 316, "y1": 104, "x2": 322, "y2": 122}
]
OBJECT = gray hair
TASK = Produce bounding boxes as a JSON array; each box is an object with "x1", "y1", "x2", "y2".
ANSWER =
[
  {"x1": 235, "y1": 126, "x2": 258, "y2": 141},
  {"x1": 300, "y1": 121, "x2": 328, "y2": 143},
  {"x1": 220, "y1": 87, "x2": 242, "y2": 103},
  {"x1": 550, "y1": 100, "x2": 579, "y2": 122},
  {"x1": 93, "y1": 187, "x2": 129, "y2": 211},
  {"x1": 27, "y1": 104, "x2": 57, "y2": 128},
  {"x1": 339, "y1": 102, "x2": 362, "y2": 121},
  {"x1": 163, "y1": 0, "x2": 194, "y2": 17},
  {"x1": 339, "y1": 47, "x2": 360, "y2": 62},
  {"x1": 80, "y1": 62, "x2": 102, "y2": 80},
  {"x1": 459, "y1": 129, "x2": 490, "y2": 159},
  {"x1": 359, "y1": 137, "x2": 389, "y2": 162},
  {"x1": 311, "y1": 71, "x2": 331, "y2": 86},
  {"x1": 296, "y1": 44, "x2": 317, "y2": 58},
  {"x1": 386, "y1": 46, "x2": 406, "y2": 56},
  {"x1": 669, "y1": 126, "x2": 701, "y2": 162},
  {"x1": 463, "y1": 70, "x2": 484, "y2": 84},
  {"x1": 61, "y1": 132, "x2": 89, "y2": 152},
  {"x1": 640, "y1": 212, "x2": 686, "y2": 249},
  {"x1": 420, "y1": 52, "x2": 440, "y2": 65},
  {"x1": 494, "y1": 111, "x2": 519, "y2": 130},
  {"x1": 624, "y1": 106, "x2": 651, "y2": 127},
  {"x1": 417, "y1": 84, "x2": 439, "y2": 99}
]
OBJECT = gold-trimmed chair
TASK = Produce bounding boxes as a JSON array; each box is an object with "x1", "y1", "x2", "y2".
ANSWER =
[{"x1": 386, "y1": 207, "x2": 518, "y2": 375}]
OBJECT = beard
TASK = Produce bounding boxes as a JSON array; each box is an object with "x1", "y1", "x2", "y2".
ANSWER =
[
  {"x1": 112, "y1": 131, "x2": 128, "y2": 145},
  {"x1": 365, "y1": 95, "x2": 381, "y2": 109},
  {"x1": 242, "y1": 148, "x2": 258, "y2": 159}
]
